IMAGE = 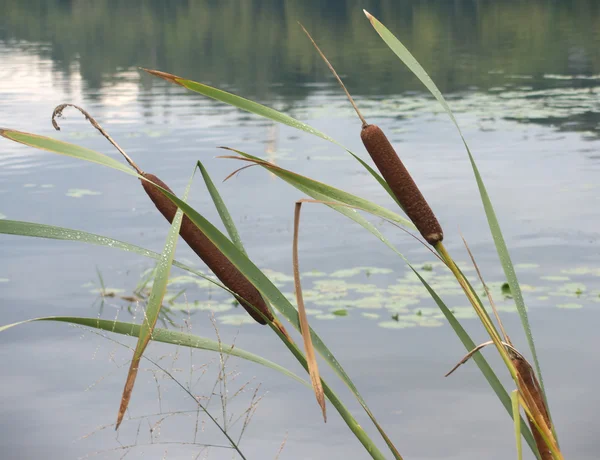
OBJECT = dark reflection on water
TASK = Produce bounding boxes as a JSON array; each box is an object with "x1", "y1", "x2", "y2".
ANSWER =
[{"x1": 2, "y1": 0, "x2": 600, "y2": 134}]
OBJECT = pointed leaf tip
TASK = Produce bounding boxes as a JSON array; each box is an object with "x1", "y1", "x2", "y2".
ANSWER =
[
  {"x1": 363, "y1": 9, "x2": 374, "y2": 20},
  {"x1": 142, "y1": 68, "x2": 183, "y2": 86}
]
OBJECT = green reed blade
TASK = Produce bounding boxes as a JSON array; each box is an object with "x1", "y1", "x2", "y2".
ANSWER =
[
  {"x1": 196, "y1": 160, "x2": 247, "y2": 256},
  {"x1": 222, "y1": 148, "x2": 414, "y2": 230},
  {"x1": 115, "y1": 169, "x2": 193, "y2": 429},
  {"x1": 141, "y1": 69, "x2": 402, "y2": 206}
]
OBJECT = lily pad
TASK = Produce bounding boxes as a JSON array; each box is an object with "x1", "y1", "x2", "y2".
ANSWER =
[
  {"x1": 331, "y1": 309, "x2": 348, "y2": 317},
  {"x1": 171, "y1": 300, "x2": 233, "y2": 313},
  {"x1": 361, "y1": 312, "x2": 380, "y2": 319},
  {"x1": 218, "y1": 314, "x2": 256, "y2": 326},
  {"x1": 557, "y1": 303, "x2": 583, "y2": 309},
  {"x1": 514, "y1": 263, "x2": 540, "y2": 270},
  {"x1": 66, "y1": 188, "x2": 102, "y2": 198},
  {"x1": 540, "y1": 276, "x2": 570, "y2": 282},
  {"x1": 303, "y1": 270, "x2": 327, "y2": 278},
  {"x1": 378, "y1": 320, "x2": 418, "y2": 329}
]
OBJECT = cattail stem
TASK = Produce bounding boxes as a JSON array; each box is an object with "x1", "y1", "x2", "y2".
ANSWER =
[{"x1": 299, "y1": 23, "x2": 368, "y2": 127}]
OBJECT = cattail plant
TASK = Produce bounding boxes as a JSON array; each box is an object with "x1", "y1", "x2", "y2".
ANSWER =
[
  {"x1": 51, "y1": 104, "x2": 274, "y2": 325},
  {"x1": 299, "y1": 24, "x2": 443, "y2": 246},
  {"x1": 301, "y1": 21, "x2": 562, "y2": 458}
]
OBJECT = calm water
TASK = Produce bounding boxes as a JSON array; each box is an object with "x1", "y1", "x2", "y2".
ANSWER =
[{"x1": 1, "y1": 1, "x2": 600, "y2": 459}]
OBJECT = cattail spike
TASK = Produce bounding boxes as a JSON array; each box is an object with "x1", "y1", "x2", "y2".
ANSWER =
[
  {"x1": 361, "y1": 124, "x2": 443, "y2": 245},
  {"x1": 141, "y1": 173, "x2": 273, "y2": 324}
]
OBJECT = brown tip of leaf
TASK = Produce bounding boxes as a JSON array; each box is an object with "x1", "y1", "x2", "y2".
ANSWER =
[
  {"x1": 115, "y1": 358, "x2": 141, "y2": 430},
  {"x1": 141, "y1": 68, "x2": 184, "y2": 86},
  {"x1": 363, "y1": 9, "x2": 374, "y2": 20}
]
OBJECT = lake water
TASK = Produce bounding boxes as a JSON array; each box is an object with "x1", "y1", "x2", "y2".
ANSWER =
[{"x1": 1, "y1": 1, "x2": 599, "y2": 459}]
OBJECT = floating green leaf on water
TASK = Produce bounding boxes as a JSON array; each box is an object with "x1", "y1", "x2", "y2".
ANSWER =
[
  {"x1": 362, "y1": 313, "x2": 380, "y2": 319},
  {"x1": 90, "y1": 287, "x2": 125, "y2": 295},
  {"x1": 167, "y1": 275, "x2": 212, "y2": 288},
  {"x1": 314, "y1": 313, "x2": 338, "y2": 320},
  {"x1": 66, "y1": 188, "x2": 102, "y2": 198},
  {"x1": 171, "y1": 300, "x2": 233, "y2": 313},
  {"x1": 218, "y1": 314, "x2": 257, "y2": 326},
  {"x1": 561, "y1": 267, "x2": 600, "y2": 276},
  {"x1": 329, "y1": 267, "x2": 392, "y2": 278},
  {"x1": 501, "y1": 282, "x2": 512, "y2": 297},
  {"x1": 514, "y1": 263, "x2": 540, "y2": 270},
  {"x1": 540, "y1": 276, "x2": 570, "y2": 282},
  {"x1": 332, "y1": 309, "x2": 348, "y2": 317},
  {"x1": 378, "y1": 321, "x2": 417, "y2": 329},
  {"x1": 414, "y1": 318, "x2": 444, "y2": 328},
  {"x1": 421, "y1": 264, "x2": 433, "y2": 271},
  {"x1": 261, "y1": 269, "x2": 295, "y2": 285},
  {"x1": 557, "y1": 303, "x2": 583, "y2": 309},
  {"x1": 552, "y1": 282, "x2": 587, "y2": 297},
  {"x1": 303, "y1": 270, "x2": 327, "y2": 278}
]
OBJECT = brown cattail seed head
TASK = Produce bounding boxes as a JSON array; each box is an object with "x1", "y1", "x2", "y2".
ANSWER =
[
  {"x1": 360, "y1": 124, "x2": 443, "y2": 245},
  {"x1": 141, "y1": 173, "x2": 273, "y2": 324}
]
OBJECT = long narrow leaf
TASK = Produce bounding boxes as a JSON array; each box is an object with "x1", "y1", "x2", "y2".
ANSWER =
[
  {"x1": 0, "y1": 219, "x2": 235, "y2": 294},
  {"x1": 142, "y1": 69, "x2": 402, "y2": 207},
  {"x1": 115, "y1": 170, "x2": 192, "y2": 429},
  {"x1": 196, "y1": 160, "x2": 247, "y2": 255},
  {"x1": 0, "y1": 128, "x2": 133, "y2": 175},
  {"x1": 221, "y1": 149, "x2": 415, "y2": 231},
  {"x1": 365, "y1": 8, "x2": 550, "y2": 441}
]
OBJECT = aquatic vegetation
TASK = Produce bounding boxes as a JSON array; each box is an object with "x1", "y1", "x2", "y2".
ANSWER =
[
  {"x1": 66, "y1": 188, "x2": 102, "y2": 198},
  {"x1": 2, "y1": 9, "x2": 588, "y2": 460}
]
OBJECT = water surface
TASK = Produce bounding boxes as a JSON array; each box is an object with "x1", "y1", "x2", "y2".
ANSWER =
[{"x1": 1, "y1": 1, "x2": 599, "y2": 459}]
